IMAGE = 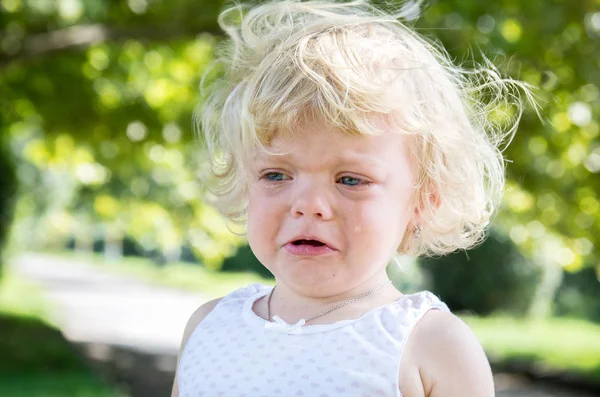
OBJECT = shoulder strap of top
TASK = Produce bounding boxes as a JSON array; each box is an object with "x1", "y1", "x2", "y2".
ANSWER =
[
  {"x1": 392, "y1": 290, "x2": 450, "y2": 330},
  {"x1": 408, "y1": 290, "x2": 449, "y2": 313},
  {"x1": 215, "y1": 283, "x2": 270, "y2": 308},
  {"x1": 391, "y1": 290, "x2": 451, "y2": 367}
]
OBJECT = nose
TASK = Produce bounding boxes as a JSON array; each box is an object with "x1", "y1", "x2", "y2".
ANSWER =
[{"x1": 290, "y1": 182, "x2": 333, "y2": 220}]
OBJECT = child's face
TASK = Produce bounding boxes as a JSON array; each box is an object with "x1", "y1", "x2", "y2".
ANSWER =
[{"x1": 246, "y1": 118, "x2": 417, "y2": 295}]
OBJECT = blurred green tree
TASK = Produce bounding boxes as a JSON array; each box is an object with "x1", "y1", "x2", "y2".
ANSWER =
[
  {"x1": 1, "y1": 0, "x2": 245, "y2": 268},
  {"x1": 0, "y1": 138, "x2": 17, "y2": 275},
  {"x1": 419, "y1": 229, "x2": 542, "y2": 316},
  {"x1": 412, "y1": 0, "x2": 599, "y2": 317}
]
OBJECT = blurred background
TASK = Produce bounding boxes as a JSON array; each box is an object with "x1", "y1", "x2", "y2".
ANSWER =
[{"x1": 0, "y1": 0, "x2": 599, "y2": 396}]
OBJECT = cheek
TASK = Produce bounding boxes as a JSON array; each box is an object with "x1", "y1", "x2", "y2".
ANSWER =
[
  {"x1": 247, "y1": 187, "x2": 270, "y2": 219},
  {"x1": 246, "y1": 194, "x2": 265, "y2": 244},
  {"x1": 347, "y1": 204, "x2": 388, "y2": 240},
  {"x1": 246, "y1": 192, "x2": 282, "y2": 245},
  {"x1": 347, "y1": 197, "x2": 411, "y2": 246},
  {"x1": 247, "y1": 198, "x2": 268, "y2": 236},
  {"x1": 246, "y1": 208, "x2": 270, "y2": 268}
]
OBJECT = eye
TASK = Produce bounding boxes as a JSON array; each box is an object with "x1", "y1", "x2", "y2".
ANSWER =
[
  {"x1": 262, "y1": 172, "x2": 289, "y2": 182},
  {"x1": 338, "y1": 176, "x2": 368, "y2": 186}
]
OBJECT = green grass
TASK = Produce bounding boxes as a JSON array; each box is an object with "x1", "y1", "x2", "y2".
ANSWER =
[
  {"x1": 0, "y1": 268, "x2": 123, "y2": 397},
  {"x1": 42, "y1": 250, "x2": 273, "y2": 297},
  {"x1": 0, "y1": 271, "x2": 52, "y2": 319},
  {"x1": 463, "y1": 315, "x2": 600, "y2": 381},
  {"x1": 0, "y1": 372, "x2": 122, "y2": 397}
]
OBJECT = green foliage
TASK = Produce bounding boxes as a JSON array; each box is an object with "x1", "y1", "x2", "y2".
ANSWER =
[
  {"x1": 2, "y1": 1, "x2": 242, "y2": 267},
  {"x1": 221, "y1": 244, "x2": 274, "y2": 279},
  {"x1": 419, "y1": 229, "x2": 542, "y2": 315},
  {"x1": 0, "y1": 140, "x2": 17, "y2": 272},
  {"x1": 555, "y1": 267, "x2": 600, "y2": 323},
  {"x1": 413, "y1": 0, "x2": 599, "y2": 274}
]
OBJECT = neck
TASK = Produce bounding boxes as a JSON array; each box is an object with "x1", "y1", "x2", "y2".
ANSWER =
[{"x1": 266, "y1": 274, "x2": 401, "y2": 324}]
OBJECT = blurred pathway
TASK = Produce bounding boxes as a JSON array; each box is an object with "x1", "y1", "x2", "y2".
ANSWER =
[
  {"x1": 11, "y1": 252, "x2": 207, "y2": 354},
  {"x1": 10, "y1": 252, "x2": 209, "y2": 396},
  {"x1": 9, "y1": 252, "x2": 596, "y2": 397}
]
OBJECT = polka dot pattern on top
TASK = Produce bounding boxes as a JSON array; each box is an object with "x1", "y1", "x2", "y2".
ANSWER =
[{"x1": 178, "y1": 283, "x2": 450, "y2": 397}]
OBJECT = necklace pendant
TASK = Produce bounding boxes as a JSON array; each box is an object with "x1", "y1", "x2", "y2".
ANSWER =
[{"x1": 265, "y1": 316, "x2": 306, "y2": 334}]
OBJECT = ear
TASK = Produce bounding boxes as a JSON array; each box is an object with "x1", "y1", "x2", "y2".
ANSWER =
[
  {"x1": 397, "y1": 185, "x2": 441, "y2": 254},
  {"x1": 413, "y1": 186, "x2": 441, "y2": 225},
  {"x1": 427, "y1": 189, "x2": 441, "y2": 210}
]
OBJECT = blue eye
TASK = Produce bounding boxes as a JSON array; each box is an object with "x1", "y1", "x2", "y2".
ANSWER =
[
  {"x1": 339, "y1": 176, "x2": 363, "y2": 186},
  {"x1": 264, "y1": 172, "x2": 287, "y2": 181}
]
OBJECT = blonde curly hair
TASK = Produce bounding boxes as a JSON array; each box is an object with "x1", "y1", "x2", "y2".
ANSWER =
[{"x1": 196, "y1": 0, "x2": 535, "y2": 257}]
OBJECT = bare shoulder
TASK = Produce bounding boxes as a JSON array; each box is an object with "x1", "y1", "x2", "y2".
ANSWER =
[
  {"x1": 182, "y1": 298, "x2": 222, "y2": 341},
  {"x1": 170, "y1": 297, "x2": 222, "y2": 397},
  {"x1": 411, "y1": 310, "x2": 495, "y2": 397}
]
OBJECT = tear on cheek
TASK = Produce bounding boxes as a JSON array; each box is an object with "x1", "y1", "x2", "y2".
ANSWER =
[{"x1": 354, "y1": 225, "x2": 362, "y2": 232}]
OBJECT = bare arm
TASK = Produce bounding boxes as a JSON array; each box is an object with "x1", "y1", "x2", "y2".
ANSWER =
[
  {"x1": 414, "y1": 310, "x2": 495, "y2": 397},
  {"x1": 170, "y1": 298, "x2": 222, "y2": 397}
]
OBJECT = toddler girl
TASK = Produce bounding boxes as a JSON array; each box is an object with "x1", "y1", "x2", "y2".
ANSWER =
[{"x1": 172, "y1": 1, "x2": 531, "y2": 396}]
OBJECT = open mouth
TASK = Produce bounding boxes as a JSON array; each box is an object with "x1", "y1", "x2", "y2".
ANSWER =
[{"x1": 292, "y1": 239, "x2": 326, "y2": 247}]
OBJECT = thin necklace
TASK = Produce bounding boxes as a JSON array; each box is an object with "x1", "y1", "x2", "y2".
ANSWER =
[{"x1": 266, "y1": 280, "x2": 392, "y2": 325}]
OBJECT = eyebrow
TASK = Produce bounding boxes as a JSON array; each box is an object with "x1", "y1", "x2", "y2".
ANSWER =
[
  {"x1": 253, "y1": 151, "x2": 386, "y2": 169},
  {"x1": 329, "y1": 153, "x2": 386, "y2": 168}
]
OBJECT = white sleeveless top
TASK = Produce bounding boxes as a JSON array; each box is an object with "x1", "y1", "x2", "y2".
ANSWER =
[{"x1": 178, "y1": 283, "x2": 450, "y2": 397}]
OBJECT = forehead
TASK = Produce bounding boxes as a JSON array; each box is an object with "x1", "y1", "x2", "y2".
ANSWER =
[{"x1": 251, "y1": 119, "x2": 413, "y2": 168}]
